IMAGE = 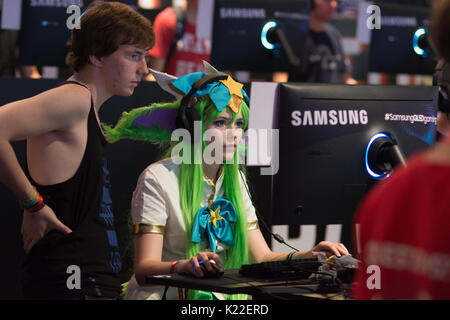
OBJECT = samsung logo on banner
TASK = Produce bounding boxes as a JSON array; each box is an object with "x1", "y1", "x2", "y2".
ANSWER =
[
  {"x1": 274, "y1": 11, "x2": 309, "y2": 21},
  {"x1": 31, "y1": 0, "x2": 84, "y2": 7},
  {"x1": 219, "y1": 8, "x2": 266, "y2": 19},
  {"x1": 291, "y1": 109, "x2": 368, "y2": 126},
  {"x1": 381, "y1": 16, "x2": 417, "y2": 27}
]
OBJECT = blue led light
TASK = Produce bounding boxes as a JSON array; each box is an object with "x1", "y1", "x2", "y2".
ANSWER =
[
  {"x1": 365, "y1": 133, "x2": 391, "y2": 179},
  {"x1": 261, "y1": 21, "x2": 278, "y2": 50},
  {"x1": 413, "y1": 28, "x2": 427, "y2": 57}
]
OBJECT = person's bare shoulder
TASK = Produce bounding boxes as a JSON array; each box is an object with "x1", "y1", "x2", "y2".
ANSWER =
[
  {"x1": 35, "y1": 83, "x2": 92, "y2": 123},
  {"x1": 0, "y1": 83, "x2": 91, "y2": 141}
]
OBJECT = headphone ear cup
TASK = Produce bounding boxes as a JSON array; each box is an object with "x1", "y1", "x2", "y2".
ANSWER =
[
  {"x1": 176, "y1": 96, "x2": 190, "y2": 130},
  {"x1": 184, "y1": 107, "x2": 201, "y2": 138},
  {"x1": 175, "y1": 113, "x2": 185, "y2": 131},
  {"x1": 176, "y1": 95, "x2": 201, "y2": 136}
]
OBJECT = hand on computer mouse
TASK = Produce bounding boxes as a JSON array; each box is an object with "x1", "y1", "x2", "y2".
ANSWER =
[
  {"x1": 311, "y1": 241, "x2": 349, "y2": 257},
  {"x1": 200, "y1": 260, "x2": 224, "y2": 278},
  {"x1": 178, "y1": 251, "x2": 223, "y2": 278}
]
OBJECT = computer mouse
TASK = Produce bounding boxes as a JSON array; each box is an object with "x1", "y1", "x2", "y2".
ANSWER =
[{"x1": 200, "y1": 260, "x2": 224, "y2": 278}]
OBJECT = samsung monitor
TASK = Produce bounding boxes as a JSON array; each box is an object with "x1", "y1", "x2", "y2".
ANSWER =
[
  {"x1": 18, "y1": 0, "x2": 94, "y2": 67},
  {"x1": 18, "y1": 0, "x2": 137, "y2": 67},
  {"x1": 210, "y1": 0, "x2": 310, "y2": 72},
  {"x1": 270, "y1": 83, "x2": 438, "y2": 228},
  {"x1": 369, "y1": 2, "x2": 436, "y2": 75}
]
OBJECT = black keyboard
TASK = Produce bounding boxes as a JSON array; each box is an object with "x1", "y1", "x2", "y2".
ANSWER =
[{"x1": 239, "y1": 258, "x2": 322, "y2": 279}]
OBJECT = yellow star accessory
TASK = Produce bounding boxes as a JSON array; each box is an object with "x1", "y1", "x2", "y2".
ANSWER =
[
  {"x1": 220, "y1": 76, "x2": 243, "y2": 114},
  {"x1": 209, "y1": 207, "x2": 224, "y2": 228}
]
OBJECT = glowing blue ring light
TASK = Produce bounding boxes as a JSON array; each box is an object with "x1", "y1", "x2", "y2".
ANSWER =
[
  {"x1": 365, "y1": 133, "x2": 392, "y2": 179},
  {"x1": 261, "y1": 21, "x2": 278, "y2": 50},
  {"x1": 413, "y1": 28, "x2": 427, "y2": 57}
]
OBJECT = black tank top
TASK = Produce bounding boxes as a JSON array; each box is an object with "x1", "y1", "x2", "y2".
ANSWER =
[{"x1": 21, "y1": 81, "x2": 122, "y2": 299}]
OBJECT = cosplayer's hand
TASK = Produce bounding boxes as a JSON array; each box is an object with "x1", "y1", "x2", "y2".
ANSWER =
[
  {"x1": 21, "y1": 205, "x2": 72, "y2": 254},
  {"x1": 178, "y1": 252, "x2": 223, "y2": 278},
  {"x1": 310, "y1": 241, "x2": 349, "y2": 258}
]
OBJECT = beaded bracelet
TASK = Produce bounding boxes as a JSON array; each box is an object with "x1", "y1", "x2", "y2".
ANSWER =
[
  {"x1": 23, "y1": 189, "x2": 39, "y2": 208},
  {"x1": 22, "y1": 189, "x2": 45, "y2": 213}
]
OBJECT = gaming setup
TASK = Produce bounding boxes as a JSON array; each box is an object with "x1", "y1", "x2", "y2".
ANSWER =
[
  {"x1": 151, "y1": 0, "x2": 437, "y2": 297},
  {"x1": 8, "y1": 0, "x2": 439, "y2": 298}
]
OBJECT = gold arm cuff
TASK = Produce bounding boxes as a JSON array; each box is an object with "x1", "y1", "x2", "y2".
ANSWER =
[
  {"x1": 134, "y1": 223, "x2": 165, "y2": 235},
  {"x1": 247, "y1": 220, "x2": 259, "y2": 231}
]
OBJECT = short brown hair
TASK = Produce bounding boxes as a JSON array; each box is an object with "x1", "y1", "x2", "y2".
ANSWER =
[
  {"x1": 432, "y1": 0, "x2": 450, "y2": 62},
  {"x1": 66, "y1": 1, "x2": 155, "y2": 72}
]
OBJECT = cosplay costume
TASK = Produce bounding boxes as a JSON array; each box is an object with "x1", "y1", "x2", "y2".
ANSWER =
[
  {"x1": 103, "y1": 63, "x2": 258, "y2": 300},
  {"x1": 125, "y1": 159, "x2": 258, "y2": 300}
]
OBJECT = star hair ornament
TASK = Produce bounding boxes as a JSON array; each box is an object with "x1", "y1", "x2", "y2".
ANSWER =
[
  {"x1": 156, "y1": 61, "x2": 249, "y2": 114},
  {"x1": 102, "y1": 62, "x2": 249, "y2": 144}
]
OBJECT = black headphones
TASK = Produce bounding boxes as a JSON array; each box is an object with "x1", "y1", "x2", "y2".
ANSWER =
[
  {"x1": 176, "y1": 73, "x2": 228, "y2": 137},
  {"x1": 436, "y1": 61, "x2": 450, "y2": 114}
]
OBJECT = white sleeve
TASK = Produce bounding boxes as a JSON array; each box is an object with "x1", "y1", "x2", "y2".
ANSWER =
[
  {"x1": 131, "y1": 167, "x2": 168, "y2": 226},
  {"x1": 238, "y1": 171, "x2": 258, "y2": 224}
]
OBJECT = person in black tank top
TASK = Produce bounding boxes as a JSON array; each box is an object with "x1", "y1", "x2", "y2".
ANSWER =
[
  {"x1": 21, "y1": 81, "x2": 122, "y2": 299},
  {"x1": 0, "y1": 3, "x2": 155, "y2": 299}
]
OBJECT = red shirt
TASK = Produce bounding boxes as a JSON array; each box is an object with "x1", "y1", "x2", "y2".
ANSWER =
[
  {"x1": 148, "y1": 8, "x2": 211, "y2": 77},
  {"x1": 353, "y1": 152, "x2": 450, "y2": 299}
]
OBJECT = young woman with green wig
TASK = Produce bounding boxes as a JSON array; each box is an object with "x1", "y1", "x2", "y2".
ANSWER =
[{"x1": 103, "y1": 65, "x2": 349, "y2": 300}]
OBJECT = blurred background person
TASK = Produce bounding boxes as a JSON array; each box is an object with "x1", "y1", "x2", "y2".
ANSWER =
[
  {"x1": 274, "y1": 0, "x2": 357, "y2": 84},
  {"x1": 352, "y1": 0, "x2": 450, "y2": 300},
  {"x1": 145, "y1": 0, "x2": 210, "y2": 80},
  {"x1": 0, "y1": 0, "x2": 41, "y2": 78}
]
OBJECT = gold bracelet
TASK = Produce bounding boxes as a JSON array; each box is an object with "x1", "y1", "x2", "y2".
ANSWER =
[
  {"x1": 247, "y1": 220, "x2": 259, "y2": 231},
  {"x1": 134, "y1": 223, "x2": 165, "y2": 235}
]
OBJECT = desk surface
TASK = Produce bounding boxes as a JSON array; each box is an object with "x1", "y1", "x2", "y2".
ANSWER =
[{"x1": 146, "y1": 269, "x2": 350, "y2": 300}]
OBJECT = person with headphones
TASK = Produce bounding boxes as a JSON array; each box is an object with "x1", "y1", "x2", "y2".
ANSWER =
[
  {"x1": 352, "y1": 0, "x2": 450, "y2": 300},
  {"x1": 102, "y1": 66, "x2": 350, "y2": 300}
]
